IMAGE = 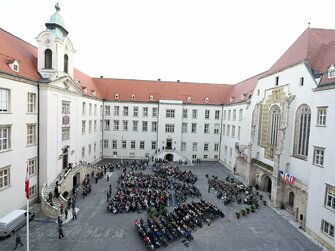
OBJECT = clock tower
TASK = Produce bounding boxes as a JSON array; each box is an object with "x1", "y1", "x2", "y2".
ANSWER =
[{"x1": 36, "y1": 3, "x2": 75, "y2": 80}]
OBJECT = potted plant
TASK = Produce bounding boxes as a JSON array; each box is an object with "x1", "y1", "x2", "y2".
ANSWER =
[
  {"x1": 241, "y1": 209, "x2": 246, "y2": 216},
  {"x1": 251, "y1": 205, "x2": 256, "y2": 213},
  {"x1": 235, "y1": 212, "x2": 240, "y2": 219}
]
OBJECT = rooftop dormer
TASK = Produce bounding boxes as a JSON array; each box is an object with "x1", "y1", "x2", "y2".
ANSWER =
[{"x1": 328, "y1": 64, "x2": 335, "y2": 79}]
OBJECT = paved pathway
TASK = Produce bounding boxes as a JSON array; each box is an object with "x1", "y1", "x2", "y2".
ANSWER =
[{"x1": 0, "y1": 162, "x2": 326, "y2": 251}]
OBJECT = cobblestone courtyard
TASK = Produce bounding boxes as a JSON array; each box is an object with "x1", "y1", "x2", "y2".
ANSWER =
[{"x1": 0, "y1": 162, "x2": 324, "y2": 251}]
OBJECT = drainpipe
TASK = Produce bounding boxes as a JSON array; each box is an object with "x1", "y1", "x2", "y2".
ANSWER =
[
  {"x1": 156, "y1": 102, "x2": 160, "y2": 157},
  {"x1": 102, "y1": 99, "x2": 105, "y2": 159},
  {"x1": 37, "y1": 83, "x2": 41, "y2": 202},
  {"x1": 218, "y1": 105, "x2": 224, "y2": 161}
]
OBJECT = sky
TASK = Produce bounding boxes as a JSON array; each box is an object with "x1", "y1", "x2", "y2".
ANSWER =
[{"x1": 1, "y1": 0, "x2": 335, "y2": 84}]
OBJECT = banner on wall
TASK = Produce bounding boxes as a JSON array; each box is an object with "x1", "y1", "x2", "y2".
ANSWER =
[{"x1": 278, "y1": 170, "x2": 296, "y2": 185}]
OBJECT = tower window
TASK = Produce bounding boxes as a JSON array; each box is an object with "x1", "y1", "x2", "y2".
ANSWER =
[
  {"x1": 64, "y1": 54, "x2": 68, "y2": 73},
  {"x1": 275, "y1": 76, "x2": 279, "y2": 86},
  {"x1": 300, "y1": 77, "x2": 304, "y2": 86},
  {"x1": 45, "y1": 49, "x2": 52, "y2": 69}
]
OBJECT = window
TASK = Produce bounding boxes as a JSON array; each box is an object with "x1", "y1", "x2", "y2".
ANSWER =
[
  {"x1": 88, "y1": 120, "x2": 92, "y2": 133},
  {"x1": 100, "y1": 120, "x2": 103, "y2": 131},
  {"x1": 192, "y1": 109, "x2": 197, "y2": 119},
  {"x1": 239, "y1": 109, "x2": 243, "y2": 120},
  {"x1": 27, "y1": 93, "x2": 36, "y2": 113},
  {"x1": 112, "y1": 140, "x2": 117, "y2": 149},
  {"x1": 143, "y1": 107, "x2": 148, "y2": 117},
  {"x1": 28, "y1": 158, "x2": 36, "y2": 176},
  {"x1": 300, "y1": 77, "x2": 304, "y2": 86},
  {"x1": 222, "y1": 124, "x2": 225, "y2": 136},
  {"x1": 215, "y1": 110, "x2": 220, "y2": 120},
  {"x1": 223, "y1": 110, "x2": 226, "y2": 121},
  {"x1": 64, "y1": 54, "x2": 68, "y2": 73},
  {"x1": 228, "y1": 110, "x2": 231, "y2": 121},
  {"x1": 82, "y1": 102, "x2": 86, "y2": 115},
  {"x1": 214, "y1": 155, "x2": 218, "y2": 160},
  {"x1": 29, "y1": 184, "x2": 37, "y2": 198},
  {"x1": 233, "y1": 109, "x2": 236, "y2": 121},
  {"x1": 191, "y1": 123, "x2": 197, "y2": 133},
  {"x1": 94, "y1": 120, "x2": 97, "y2": 132},
  {"x1": 165, "y1": 124, "x2": 175, "y2": 133},
  {"x1": 88, "y1": 144, "x2": 92, "y2": 155},
  {"x1": 192, "y1": 142, "x2": 198, "y2": 151},
  {"x1": 313, "y1": 147, "x2": 325, "y2": 167},
  {"x1": 103, "y1": 140, "x2": 109, "y2": 149},
  {"x1": 113, "y1": 120, "x2": 119, "y2": 131},
  {"x1": 122, "y1": 140, "x2": 126, "y2": 149},
  {"x1": 237, "y1": 126, "x2": 241, "y2": 140},
  {"x1": 257, "y1": 89, "x2": 260, "y2": 96},
  {"x1": 0, "y1": 126, "x2": 10, "y2": 151},
  {"x1": 81, "y1": 147, "x2": 85, "y2": 158},
  {"x1": 100, "y1": 105, "x2": 102, "y2": 116},
  {"x1": 62, "y1": 101, "x2": 70, "y2": 115},
  {"x1": 205, "y1": 110, "x2": 210, "y2": 119},
  {"x1": 113, "y1": 151, "x2": 118, "y2": 156},
  {"x1": 105, "y1": 120, "x2": 111, "y2": 131},
  {"x1": 232, "y1": 125, "x2": 236, "y2": 138},
  {"x1": 62, "y1": 127, "x2": 70, "y2": 140},
  {"x1": 133, "y1": 121, "x2": 138, "y2": 131},
  {"x1": 140, "y1": 141, "x2": 145, "y2": 149},
  {"x1": 94, "y1": 142, "x2": 96, "y2": 152},
  {"x1": 268, "y1": 105, "x2": 281, "y2": 146},
  {"x1": 27, "y1": 124, "x2": 36, "y2": 145},
  {"x1": 133, "y1": 107, "x2": 139, "y2": 117},
  {"x1": 151, "y1": 141, "x2": 157, "y2": 150},
  {"x1": 204, "y1": 143, "x2": 209, "y2": 151},
  {"x1": 229, "y1": 147, "x2": 233, "y2": 157},
  {"x1": 0, "y1": 89, "x2": 9, "y2": 112},
  {"x1": 166, "y1": 109, "x2": 175, "y2": 118},
  {"x1": 105, "y1": 105, "x2": 111, "y2": 116},
  {"x1": 114, "y1": 106, "x2": 119, "y2": 116},
  {"x1": 293, "y1": 105, "x2": 311, "y2": 158},
  {"x1": 182, "y1": 123, "x2": 188, "y2": 133},
  {"x1": 214, "y1": 143, "x2": 219, "y2": 152},
  {"x1": 89, "y1": 103, "x2": 92, "y2": 115},
  {"x1": 224, "y1": 145, "x2": 228, "y2": 155},
  {"x1": 142, "y1": 121, "x2": 148, "y2": 132},
  {"x1": 183, "y1": 109, "x2": 188, "y2": 119},
  {"x1": 123, "y1": 106, "x2": 129, "y2": 116},
  {"x1": 152, "y1": 107, "x2": 158, "y2": 117},
  {"x1": 192, "y1": 154, "x2": 197, "y2": 159},
  {"x1": 317, "y1": 107, "x2": 327, "y2": 126},
  {"x1": 151, "y1": 122, "x2": 157, "y2": 132},
  {"x1": 204, "y1": 124, "x2": 209, "y2": 133},
  {"x1": 288, "y1": 192, "x2": 294, "y2": 208},
  {"x1": 123, "y1": 120, "x2": 128, "y2": 131},
  {"x1": 181, "y1": 142, "x2": 186, "y2": 151},
  {"x1": 203, "y1": 155, "x2": 208, "y2": 159},
  {"x1": 214, "y1": 124, "x2": 220, "y2": 134},
  {"x1": 275, "y1": 76, "x2": 279, "y2": 86},
  {"x1": 321, "y1": 220, "x2": 334, "y2": 238},
  {"x1": 328, "y1": 65, "x2": 335, "y2": 78},
  {"x1": 227, "y1": 125, "x2": 230, "y2": 137},
  {"x1": 325, "y1": 184, "x2": 335, "y2": 211},
  {"x1": 44, "y1": 49, "x2": 52, "y2": 69},
  {"x1": 131, "y1": 141, "x2": 136, "y2": 149},
  {"x1": 94, "y1": 104, "x2": 97, "y2": 115}
]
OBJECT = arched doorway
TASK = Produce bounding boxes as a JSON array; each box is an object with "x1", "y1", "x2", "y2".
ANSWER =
[
  {"x1": 165, "y1": 154, "x2": 174, "y2": 162},
  {"x1": 261, "y1": 175, "x2": 272, "y2": 193},
  {"x1": 289, "y1": 191, "x2": 294, "y2": 208},
  {"x1": 62, "y1": 148, "x2": 68, "y2": 169},
  {"x1": 73, "y1": 172, "x2": 80, "y2": 187}
]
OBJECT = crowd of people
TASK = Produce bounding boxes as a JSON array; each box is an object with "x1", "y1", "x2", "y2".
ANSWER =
[
  {"x1": 153, "y1": 165, "x2": 198, "y2": 184},
  {"x1": 134, "y1": 200, "x2": 225, "y2": 250}
]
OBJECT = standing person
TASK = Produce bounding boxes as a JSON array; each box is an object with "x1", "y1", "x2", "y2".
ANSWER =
[
  {"x1": 64, "y1": 207, "x2": 68, "y2": 220},
  {"x1": 109, "y1": 184, "x2": 112, "y2": 194},
  {"x1": 13, "y1": 234, "x2": 23, "y2": 249},
  {"x1": 60, "y1": 203, "x2": 64, "y2": 214},
  {"x1": 72, "y1": 208, "x2": 77, "y2": 220},
  {"x1": 58, "y1": 225, "x2": 65, "y2": 239}
]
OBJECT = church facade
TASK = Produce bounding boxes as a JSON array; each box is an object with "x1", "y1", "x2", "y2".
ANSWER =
[{"x1": 0, "y1": 5, "x2": 334, "y2": 249}]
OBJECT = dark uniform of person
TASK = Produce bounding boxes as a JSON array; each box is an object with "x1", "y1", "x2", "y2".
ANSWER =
[
  {"x1": 58, "y1": 225, "x2": 64, "y2": 239},
  {"x1": 13, "y1": 234, "x2": 23, "y2": 249}
]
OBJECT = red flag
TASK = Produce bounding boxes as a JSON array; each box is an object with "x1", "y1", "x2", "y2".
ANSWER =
[{"x1": 25, "y1": 165, "x2": 30, "y2": 199}]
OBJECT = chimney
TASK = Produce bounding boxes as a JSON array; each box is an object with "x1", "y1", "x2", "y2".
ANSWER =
[
  {"x1": 157, "y1": 78, "x2": 161, "y2": 81},
  {"x1": 100, "y1": 76, "x2": 104, "y2": 78},
  {"x1": 177, "y1": 80, "x2": 180, "y2": 82}
]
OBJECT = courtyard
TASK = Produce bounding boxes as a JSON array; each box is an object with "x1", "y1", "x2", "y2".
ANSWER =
[{"x1": 0, "y1": 162, "x2": 323, "y2": 251}]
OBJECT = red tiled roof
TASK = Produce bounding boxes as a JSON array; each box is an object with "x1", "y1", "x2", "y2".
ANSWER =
[
  {"x1": 94, "y1": 78, "x2": 233, "y2": 105},
  {"x1": 0, "y1": 28, "x2": 39, "y2": 81},
  {"x1": 74, "y1": 69, "x2": 103, "y2": 98},
  {"x1": 263, "y1": 28, "x2": 335, "y2": 79}
]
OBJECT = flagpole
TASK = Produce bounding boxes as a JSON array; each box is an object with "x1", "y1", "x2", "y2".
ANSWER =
[{"x1": 26, "y1": 198, "x2": 29, "y2": 251}]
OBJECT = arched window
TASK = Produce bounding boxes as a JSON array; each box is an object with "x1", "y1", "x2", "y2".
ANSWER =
[
  {"x1": 268, "y1": 105, "x2": 281, "y2": 146},
  {"x1": 45, "y1": 49, "x2": 52, "y2": 69},
  {"x1": 64, "y1": 54, "x2": 68, "y2": 73},
  {"x1": 293, "y1": 105, "x2": 311, "y2": 157},
  {"x1": 289, "y1": 191, "x2": 294, "y2": 207}
]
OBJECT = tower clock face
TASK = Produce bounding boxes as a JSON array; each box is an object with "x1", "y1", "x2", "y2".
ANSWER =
[{"x1": 44, "y1": 37, "x2": 52, "y2": 45}]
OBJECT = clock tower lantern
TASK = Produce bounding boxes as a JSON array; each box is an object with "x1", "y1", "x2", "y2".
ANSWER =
[{"x1": 36, "y1": 3, "x2": 75, "y2": 80}]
